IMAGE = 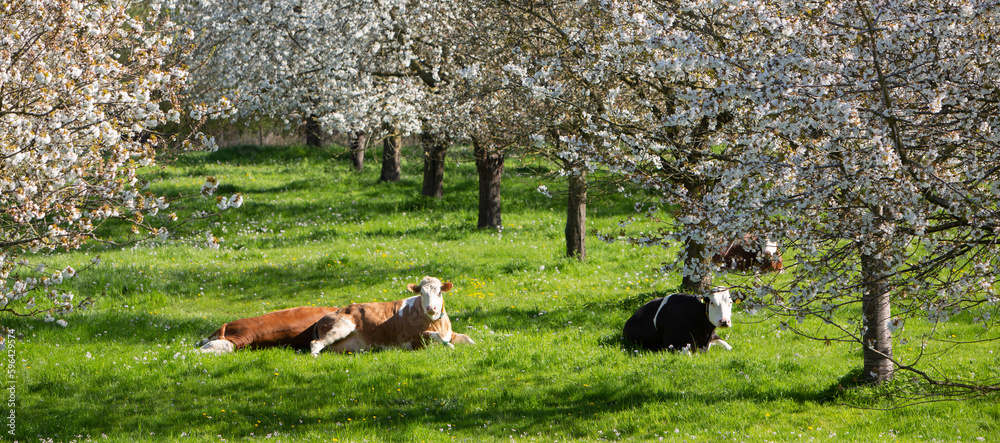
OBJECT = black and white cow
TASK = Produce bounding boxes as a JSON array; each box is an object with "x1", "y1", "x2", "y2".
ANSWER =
[{"x1": 622, "y1": 287, "x2": 733, "y2": 353}]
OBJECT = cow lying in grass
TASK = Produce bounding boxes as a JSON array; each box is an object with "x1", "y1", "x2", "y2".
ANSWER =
[
  {"x1": 622, "y1": 287, "x2": 733, "y2": 353},
  {"x1": 198, "y1": 306, "x2": 339, "y2": 354},
  {"x1": 310, "y1": 276, "x2": 474, "y2": 355}
]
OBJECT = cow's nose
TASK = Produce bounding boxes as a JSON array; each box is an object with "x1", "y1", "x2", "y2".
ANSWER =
[
  {"x1": 426, "y1": 307, "x2": 437, "y2": 315},
  {"x1": 718, "y1": 319, "x2": 731, "y2": 328}
]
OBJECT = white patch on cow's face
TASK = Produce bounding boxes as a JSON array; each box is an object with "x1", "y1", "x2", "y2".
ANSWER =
[
  {"x1": 408, "y1": 276, "x2": 451, "y2": 321},
  {"x1": 764, "y1": 240, "x2": 778, "y2": 255},
  {"x1": 705, "y1": 287, "x2": 733, "y2": 328}
]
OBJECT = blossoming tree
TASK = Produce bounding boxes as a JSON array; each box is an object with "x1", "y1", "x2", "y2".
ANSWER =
[
  {"x1": 567, "y1": 0, "x2": 1000, "y2": 388},
  {"x1": 178, "y1": 0, "x2": 529, "y2": 224},
  {"x1": 173, "y1": 0, "x2": 999, "y2": 391},
  {"x1": 0, "y1": 0, "x2": 230, "y2": 322},
  {"x1": 453, "y1": 0, "x2": 633, "y2": 252},
  {"x1": 176, "y1": 0, "x2": 453, "y2": 177}
]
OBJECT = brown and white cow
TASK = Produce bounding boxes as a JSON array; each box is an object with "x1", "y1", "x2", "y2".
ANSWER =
[
  {"x1": 713, "y1": 236, "x2": 783, "y2": 273},
  {"x1": 198, "y1": 306, "x2": 339, "y2": 354},
  {"x1": 309, "y1": 276, "x2": 474, "y2": 355}
]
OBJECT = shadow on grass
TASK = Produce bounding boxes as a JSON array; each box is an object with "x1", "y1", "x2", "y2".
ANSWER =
[
  {"x1": 455, "y1": 292, "x2": 662, "y2": 336},
  {"x1": 176, "y1": 144, "x2": 344, "y2": 167},
  {"x1": 22, "y1": 286, "x2": 860, "y2": 441},
  {"x1": 172, "y1": 142, "x2": 638, "y2": 221},
  {"x1": 21, "y1": 346, "x2": 845, "y2": 441},
  {"x1": 67, "y1": 310, "x2": 223, "y2": 345}
]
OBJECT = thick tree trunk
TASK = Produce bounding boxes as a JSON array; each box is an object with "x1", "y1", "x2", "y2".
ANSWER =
[
  {"x1": 679, "y1": 180, "x2": 713, "y2": 294},
  {"x1": 350, "y1": 130, "x2": 366, "y2": 172},
  {"x1": 474, "y1": 139, "x2": 504, "y2": 229},
  {"x1": 861, "y1": 249, "x2": 895, "y2": 385},
  {"x1": 421, "y1": 133, "x2": 447, "y2": 198},
  {"x1": 566, "y1": 172, "x2": 587, "y2": 260},
  {"x1": 681, "y1": 237, "x2": 713, "y2": 294},
  {"x1": 379, "y1": 132, "x2": 401, "y2": 183},
  {"x1": 304, "y1": 114, "x2": 323, "y2": 148}
]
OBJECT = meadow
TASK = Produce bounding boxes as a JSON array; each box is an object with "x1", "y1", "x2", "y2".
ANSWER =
[{"x1": 12, "y1": 144, "x2": 999, "y2": 442}]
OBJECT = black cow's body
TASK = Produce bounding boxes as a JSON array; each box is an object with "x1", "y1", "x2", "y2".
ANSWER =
[{"x1": 622, "y1": 294, "x2": 721, "y2": 352}]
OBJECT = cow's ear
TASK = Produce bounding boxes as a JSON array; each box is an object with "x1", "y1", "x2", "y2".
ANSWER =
[
  {"x1": 407, "y1": 283, "x2": 420, "y2": 294},
  {"x1": 441, "y1": 282, "x2": 453, "y2": 293}
]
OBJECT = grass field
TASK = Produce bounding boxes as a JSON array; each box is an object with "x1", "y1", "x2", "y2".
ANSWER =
[{"x1": 10, "y1": 144, "x2": 1000, "y2": 442}]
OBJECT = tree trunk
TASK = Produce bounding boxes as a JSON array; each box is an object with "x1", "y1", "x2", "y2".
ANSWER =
[
  {"x1": 474, "y1": 139, "x2": 504, "y2": 229},
  {"x1": 421, "y1": 132, "x2": 447, "y2": 198},
  {"x1": 379, "y1": 131, "x2": 401, "y2": 183},
  {"x1": 679, "y1": 180, "x2": 713, "y2": 294},
  {"x1": 350, "y1": 130, "x2": 366, "y2": 172},
  {"x1": 681, "y1": 237, "x2": 713, "y2": 294},
  {"x1": 861, "y1": 248, "x2": 895, "y2": 385},
  {"x1": 304, "y1": 114, "x2": 323, "y2": 148},
  {"x1": 566, "y1": 172, "x2": 587, "y2": 260}
]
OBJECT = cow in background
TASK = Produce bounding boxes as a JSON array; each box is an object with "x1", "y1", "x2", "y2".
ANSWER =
[{"x1": 713, "y1": 236, "x2": 783, "y2": 273}]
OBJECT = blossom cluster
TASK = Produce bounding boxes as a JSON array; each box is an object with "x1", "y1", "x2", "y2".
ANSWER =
[
  {"x1": 564, "y1": 0, "x2": 1000, "y2": 360},
  {"x1": 167, "y1": 0, "x2": 1000, "y2": 381},
  {"x1": 175, "y1": 0, "x2": 456, "y2": 138},
  {"x1": 1, "y1": 0, "x2": 234, "y2": 321}
]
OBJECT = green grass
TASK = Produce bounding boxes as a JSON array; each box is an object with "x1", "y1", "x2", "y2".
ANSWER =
[{"x1": 10, "y1": 144, "x2": 1000, "y2": 442}]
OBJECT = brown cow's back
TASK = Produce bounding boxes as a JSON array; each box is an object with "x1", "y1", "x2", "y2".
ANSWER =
[{"x1": 212, "y1": 306, "x2": 339, "y2": 350}]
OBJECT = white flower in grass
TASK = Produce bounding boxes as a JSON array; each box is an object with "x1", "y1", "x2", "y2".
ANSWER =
[
  {"x1": 56, "y1": 319, "x2": 68, "y2": 327},
  {"x1": 206, "y1": 232, "x2": 221, "y2": 250}
]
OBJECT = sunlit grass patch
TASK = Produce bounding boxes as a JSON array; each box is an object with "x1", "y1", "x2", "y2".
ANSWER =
[{"x1": 14, "y1": 144, "x2": 999, "y2": 442}]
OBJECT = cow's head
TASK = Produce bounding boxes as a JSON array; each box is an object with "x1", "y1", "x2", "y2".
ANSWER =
[
  {"x1": 407, "y1": 276, "x2": 453, "y2": 321},
  {"x1": 703, "y1": 287, "x2": 733, "y2": 328},
  {"x1": 761, "y1": 240, "x2": 784, "y2": 272}
]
